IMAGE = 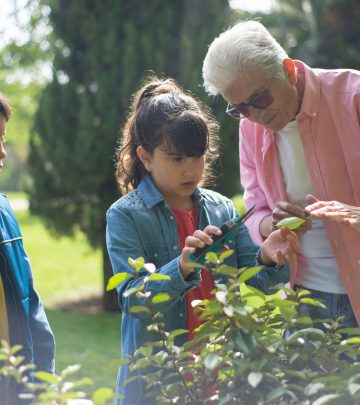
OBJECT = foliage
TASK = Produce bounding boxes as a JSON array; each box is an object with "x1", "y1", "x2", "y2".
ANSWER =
[
  {"x1": 107, "y1": 255, "x2": 360, "y2": 404},
  {"x1": 241, "y1": 0, "x2": 360, "y2": 70},
  {"x1": 0, "y1": 0, "x2": 53, "y2": 191},
  {"x1": 0, "y1": 340, "x2": 116, "y2": 404}
]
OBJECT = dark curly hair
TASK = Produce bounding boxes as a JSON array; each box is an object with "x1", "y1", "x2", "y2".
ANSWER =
[{"x1": 115, "y1": 76, "x2": 220, "y2": 194}]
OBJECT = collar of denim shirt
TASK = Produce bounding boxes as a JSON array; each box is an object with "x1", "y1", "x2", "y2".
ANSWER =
[{"x1": 137, "y1": 175, "x2": 203, "y2": 209}]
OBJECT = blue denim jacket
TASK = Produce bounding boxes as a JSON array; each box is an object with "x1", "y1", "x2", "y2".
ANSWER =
[
  {"x1": 0, "y1": 195, "x2": 55, "y2": 403},
  {"x1": 106, "y1": 176, "x2": 289, "y2": 405}
]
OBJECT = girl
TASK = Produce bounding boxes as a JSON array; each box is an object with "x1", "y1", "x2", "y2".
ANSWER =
[{"x1": 106, "y1": 77, "x2": 299, "y2": 405}]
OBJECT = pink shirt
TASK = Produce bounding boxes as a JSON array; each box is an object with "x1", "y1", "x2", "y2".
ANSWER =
[{"x1": 239, "y1": 60, "x2": 360, "y2": 324}]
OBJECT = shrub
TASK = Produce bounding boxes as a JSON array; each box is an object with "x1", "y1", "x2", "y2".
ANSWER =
[
  {"x1": 108, "y1": 254, "x2": 360, "y2": 404},
  {"x1": 0, "y1": 340, "x2": 117, "y2": 405}
]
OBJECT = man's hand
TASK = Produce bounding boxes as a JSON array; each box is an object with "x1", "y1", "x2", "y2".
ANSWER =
[
  {"x1": 271, "y1": 201, "x2": 311, "y2": 234},
  {"x1": 305, "y1": 194, "x2": 360, "y2": 232}
]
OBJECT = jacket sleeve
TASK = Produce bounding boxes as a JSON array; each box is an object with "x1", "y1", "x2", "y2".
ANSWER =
[
  {"x1": 28, "y1": 272, "x2": 56, "y2": 373},
  {"x1": 239, "y1": 124, "x2": 272, "y2": 244},
  {"x1": 106, "y1": 205, "x2": 201, "y2": 319}
]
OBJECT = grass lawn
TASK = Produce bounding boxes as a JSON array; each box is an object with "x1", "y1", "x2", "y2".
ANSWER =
[
  {"x1": 8, "y1": 198, "x2": 121, "y2": 393},
  {"x1": 46, "y1": 309, "x2": 120, "y2": 393}
]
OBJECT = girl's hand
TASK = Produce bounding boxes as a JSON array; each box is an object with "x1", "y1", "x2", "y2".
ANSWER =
[
  {"x1": 180, "y1": 225, "x2": 221, "y2": 278},
  {"x1": 271, "y1": 200, "x2": 312, "y2": 234},
  {"x1": 260, "y1": 227, "x2": 300, "y2": 266},
  {"x1": 305, "y1": 194, "x2": 360, "y2": 232}
]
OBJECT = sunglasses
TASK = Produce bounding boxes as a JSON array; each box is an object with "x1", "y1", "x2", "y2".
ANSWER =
[{"x1": 226, "y1": 89, "x2": 274, "y2": 120}]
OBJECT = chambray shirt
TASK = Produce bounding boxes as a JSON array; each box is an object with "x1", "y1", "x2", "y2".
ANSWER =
[
  {"x1": 239, "y1": 60, "x2": 360, "y2": 323},
  {"x1": 106, "y1": 175, "x2": 289, "y2": 405},
  {"x1": 0, "y1": 194, "x2": 55, "y2": 403}
]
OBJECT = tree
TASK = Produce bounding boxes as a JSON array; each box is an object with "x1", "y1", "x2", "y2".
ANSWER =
[
  {"x1": 0, "y1": 0, "x2": 52, "y2": 191},
  {"x1": 29, "y1": 0, "x2": 232, "y2": 311}
]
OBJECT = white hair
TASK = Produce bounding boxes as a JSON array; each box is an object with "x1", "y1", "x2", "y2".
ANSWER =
[{"x1": 202, "y1": 21, "x2": 289, "y2": 96}]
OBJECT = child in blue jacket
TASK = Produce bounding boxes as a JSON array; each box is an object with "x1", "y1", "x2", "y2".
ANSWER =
[{"x1": 0, "y1": 93, "x2": 55, "y2": 404}]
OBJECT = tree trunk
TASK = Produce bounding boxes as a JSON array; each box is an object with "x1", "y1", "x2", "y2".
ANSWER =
[{"x1": 102, "y1": 238, "x2": 119, "y2": 312}]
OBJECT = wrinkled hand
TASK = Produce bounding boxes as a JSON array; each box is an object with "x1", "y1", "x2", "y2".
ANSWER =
[
  {"x1": 272, "y1": 200, "x2": 312, "y2": 234},
  {"x1": 261, "y1": 227, "x2": 300, "y2": 266},
  {"x1": 305, "y1": 194, "x2": 360, "y2": 232},
  {"x1": 180, "y1": 225, "x2": 221, "y2": 277}
]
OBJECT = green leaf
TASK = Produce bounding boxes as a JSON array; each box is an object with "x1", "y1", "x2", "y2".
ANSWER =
[
  {"x1": 276, "y1": 216, "x2": 306, "y2": 230},
  {"x1": 204, "y1": 353, "x2": 220, "y2": 371},
  {"x1": 337, "y1": 328, "x2": 360, "y2": 335},
  {"x1": 215, "y1": 264, "x2": 239, "y2": 277},
  {"x1": 106, "y1": 273, "x2": 132, "y2": 291},
  {"x1": 147, "y1": 273, "x2": 171, "y2": 281},
  {"x1": 93, "y1": 387, "x2": 114, "y2": 405},
  {"x1": 215, "y1": 291, "x2": 227, "y2": 305},
  {"x1": 341, "y1": 337, "x2": 360, "y2": 345},
  {"x1": 151, "y1": 292, "x2": 170, "y2": 304},
  {"x1": 238, "y1": 266, "x2": 262, "y2": 283},
  {"x1": 300, "y1": 297, "x2": 326, "y2": 308},
  {"x1": 60, "y1": 364, "x2": 81, "y2": 378},
  {"x1": 234, "y1": 330, "x2": 256, "y2": 356},
  {"x1": 168, "y1": 329, "x2": 188, "y2": 340},
  {"x1": 248, "y1": 371, "x2": 262, "y2": 388},
  {"x1": 129, "y1": 306, "x2": 151, "y2": 314},
  {"x1": 205, "y1": 252, "x2": 218, "y2": 263},
  {"x1": 223, "y1": 305, "x2": 234, "y2": 317},
  {"x1": 128, "y1": 257, "x2": 145, "y2": 271},
  {"x1": 219, "y1": 249, "x2": 234, "y2": 261},
  {"x1": 123, "y1": 286, "x2": 144, "y2": 297},
  {"x1": 71, "y1": 377, "x2": 93, "y2": 388},
  {"x1": 134, "y1": 346, "x2": 153, "y2": 358},
  {"x1": 312, "y1": 394, "x2": 340, "y2": 405},
  {"x1": 305, "y1": 382, "x2": 325, "y2": 396},
  {"x1": 34, "y1": 371, "x2": 59, "y2": 385},
  {"x1": 348, "y1": 383, "x2": 360, "y2": 396},
  {"x1": 266, "y1": 387, "x2": 287, "y2": 402}
]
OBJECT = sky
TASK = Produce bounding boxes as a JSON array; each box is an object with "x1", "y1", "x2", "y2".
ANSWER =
[{"x1": 230, "y1": 0, "x2": 275, "y2": 12}]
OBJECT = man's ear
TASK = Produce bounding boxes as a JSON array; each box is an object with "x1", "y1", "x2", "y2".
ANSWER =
[
  {"x1": 283, "y1": 58, "x2": 296, "y2": 84},
  {"x1": 136, "y1": 146, "x2": 152, "y2": 171}
]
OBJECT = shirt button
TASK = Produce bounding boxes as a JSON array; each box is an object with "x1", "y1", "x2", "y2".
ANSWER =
[
  {"x1": 312, "y1": 112, "x2": 317, "y2": 117},
  {"x1": 173, "y1": 245, "x2": 177, "y2": 250},
  {"x1": 170, "y1": 215, "x2": 174, "y2": 220},
  {"x1": 154, "y1": 253, "x2": 158, "y2": 257},
  {"x1": 179, "y1": 313, "x2": 183, "y2": 318}
]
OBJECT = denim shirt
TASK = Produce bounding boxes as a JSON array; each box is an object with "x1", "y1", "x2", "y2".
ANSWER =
[
  {"x1": 0, "y1": 194, "x2": 55, "y2": 403},
  {"x1": 106, "y1": 176, "x2": 289, "y2": 405}
]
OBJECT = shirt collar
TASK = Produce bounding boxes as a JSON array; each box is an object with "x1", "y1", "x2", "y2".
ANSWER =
[
  {"x1": 137, "y1": 175, "x2": 164, "y2": 209},
  {"x1": 137, "y1": 175, "x2": 203, "y2": 209},
  {"x1": 294, "y1": 60, "x2": 320, "y2": 120}
]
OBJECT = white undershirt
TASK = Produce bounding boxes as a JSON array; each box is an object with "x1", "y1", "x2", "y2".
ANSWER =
[{"x1": 276, "y1": 120, "x2": 345, "y2": 294}]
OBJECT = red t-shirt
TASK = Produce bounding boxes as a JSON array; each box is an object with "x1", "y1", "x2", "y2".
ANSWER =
[{"x1": 172, "y1": 207, "x2": 215, "y2": 341}]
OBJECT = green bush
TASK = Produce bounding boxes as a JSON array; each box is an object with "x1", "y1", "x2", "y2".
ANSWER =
[
  {"x1": 107, "y1": 254, "x2": 360, "y2": 404},
  {"x1": 0, "y1": 340, "x2": 117, "y2": 405},
  {"x1": 3, "y1": 253, "x2": 360, "y2": 404}
]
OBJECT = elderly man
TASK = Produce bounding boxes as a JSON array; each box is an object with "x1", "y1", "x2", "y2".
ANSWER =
[
  {"x1": 0, "y1": 93, "x2": 55, "y2": 404},
  {"x1": 202, "y1": 20, "x2": 360, "y2": 328}
]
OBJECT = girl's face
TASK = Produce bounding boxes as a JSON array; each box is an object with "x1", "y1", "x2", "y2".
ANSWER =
[
  {"x1": 137, "y1": 144, "x2": 205, "y2": 210},
  {"x1": 0, "y1": 115, "x2": 7, "y2": 172}
]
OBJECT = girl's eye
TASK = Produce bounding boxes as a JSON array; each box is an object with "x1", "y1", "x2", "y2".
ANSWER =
[{"x1": 171, "y1": 156, "x2": 183, "y2": 163}]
